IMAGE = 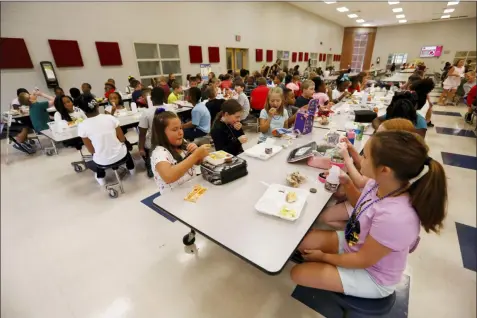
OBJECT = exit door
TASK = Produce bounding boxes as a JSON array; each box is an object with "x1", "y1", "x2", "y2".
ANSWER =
[{"x1": 226, "y1": 48, "x2": 248, "y2": 72}]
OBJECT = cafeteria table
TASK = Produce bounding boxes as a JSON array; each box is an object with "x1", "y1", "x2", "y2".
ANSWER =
[{"x1": 153, "y1": 129, "x2": 369, "y2": 275}]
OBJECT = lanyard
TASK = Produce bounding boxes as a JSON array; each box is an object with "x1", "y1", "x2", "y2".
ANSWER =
[{"x1": 345, "y1": 184, "x2": 406, "y2": 236}]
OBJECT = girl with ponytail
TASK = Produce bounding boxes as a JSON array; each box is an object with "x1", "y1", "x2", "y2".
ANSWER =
[{"x1": 291, "y1": 130, "x2": 447, "y2": 299}]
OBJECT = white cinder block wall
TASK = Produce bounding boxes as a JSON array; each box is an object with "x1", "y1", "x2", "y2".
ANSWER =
[
  {"x1": 0, "y1": 2, "x2": 344, "y2": 110},
  {"x1": 372, "y1": 18, "x2": 477, "y2": 73}
]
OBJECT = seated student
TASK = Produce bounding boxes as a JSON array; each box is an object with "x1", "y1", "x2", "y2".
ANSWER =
[
  {"x1": 54, "y1": 87, "x2": 65, "y2": 97},
  {"x1": 167, "y1": 82, "x2": 183, "y2": 104},
  {"x1": 104, "y1": 80, "x2": 116, "y2": 99},
  {"x1": 18, "y1": 90, "x2": 55, "y2": 132},
  {"x1": 274, "y1": 75, "x2": 285, "y2": 90},
  {"x1": 130, "y1": 79, "x2": 147, "y2": 107},
  {"x1": 372, "y1": 91, "x2": 427, "y2": 138},
  {"x1": 348, "y1": 76, "x2": 361, "y2": 94},
  {"x1": 286, "y1": 75, "x2": 301, "y2": 97},
  {"x1": 188, "y1": 76, "x2": 199, "y2": 89},
  {"x1": 208, "y1": 78, "x2": 222, "y2": 95},
  {"x1": 205, "y1": 86, "x2": 225, "y2": 124},
  {"x1": 234, "y1": 81, "x2": 250, "y2": 121},
  {"x1": 150, "y1": 110, "x2": 210, "y2": 194},
  {"x1": 182, "y1": 87, "x2": 211, "y2": 141},
  {"x1": 292, "y1": 131, "x2": 447, "y2": 300},
  {"x1": 220, "y1": 74, "x2": 233, "y2": 90},
  {"x1": 54, "y1": 95, "x2": 87, "y2": 122},
  {"x1": 210, "y1": 99, "x2": 248, "y2": 156},
  {"x1": 332, "y1": 74, "x2": 351, "y2": 104},
  {"x1": 295, "y1": 80, "x2": 315, "y2": 107},
  {"x1": 139, "y1": 87, "x2": 166, "y2": 178},
  {"x1": 69, "y1": 87, "x2": 81, "y2": 105},
  {"x1": 125, "y1": 76, "x2": 136, "y2": 94},
  {"x1": 465, "y1": 84, "x2": 477, "y2": 123},
  {"x1": 4, "y1": 88, "x2": 35, "y2": 154},
  {"x1": 167, "y1": 73, "x2": 176, "y2": 88},
  {"x1": 81, "y1": 83, "x2": 95, "y2": 98},
  {"x1": 284, "y1": 88, "x2": 301, "y2": 127},
  {"x1": 195, "y1": 73, "x2": 203, "y2": 88},
  {"x1": 105, "y1": 92, "x2": 127, "y2": 115},
  {"x1": 258, "y1": 87, "x2": 289, "y2": 143},
  {"x1": 312, "y1": 77, "x2": 332, "y2": 117},
  {"x1": 250, "y1": 77, "x2": 270, "y2": 111},
  {"x1": 78, "y1": 96, "x2": 135, "y2": 186},
  {"x1": 156, "y1": 76, "x2": 170, "y2": 101},
  {"x1": 245, "y1": 76, "x2": 256, "y2": 96}
]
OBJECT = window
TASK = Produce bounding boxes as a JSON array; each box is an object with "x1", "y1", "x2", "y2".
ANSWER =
[
  {"x1": 351, "y1": 33, "x2": 368, "y2": 72},
  {"x1": 277, "y1": 50, "x2": 290, "y2": 68},
  {"x1": 387, "y1": 53, "x2": 408, "y2": 67},
  {"x1": 310, "y1": 53, "x2": 318, "y2": 67},
  {"x1": 454, "y1": 51, "x2": 476, "y2": 69},
  {"x1": 134, "y1": 43, "x2": 182, "y2": 85}
]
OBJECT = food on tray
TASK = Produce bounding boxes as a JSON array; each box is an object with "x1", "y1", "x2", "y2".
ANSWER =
[
  {"x1": 279, "y1": 206, "x2": 297, "y2": 218},
  {"x1": 286, "y1": 171, "x2": 306, "y2": 188},
  {"x1": 184, "y1": 185, "x2": 208, "y2": 203},
  {"x1": 286, "y1": 191, "x2": 297, "y2": 203},
  {"x1": 208, "y1": 151, "x2": 231, "y2": 160}
]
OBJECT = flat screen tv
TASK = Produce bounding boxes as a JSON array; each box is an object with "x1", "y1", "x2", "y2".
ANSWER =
[{"x1": 420, "y1": 46, "x2": 443, "y2": 58}]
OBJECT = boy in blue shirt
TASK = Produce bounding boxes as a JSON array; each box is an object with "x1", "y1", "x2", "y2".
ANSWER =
[{"x1": 182, "y1": 87, "x2": 211, "y2": 141}]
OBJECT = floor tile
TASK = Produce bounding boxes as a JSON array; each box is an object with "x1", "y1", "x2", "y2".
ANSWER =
[
  {"x1": 456, "y1": 222, "x2": 477, "y2": 272},
  {"x1": 436, "y1": 127, "x2": 476, "y2": 138},
  {"x1": 432, "y1": 111, "x2": 462, "y2": 117},
  {"x1": 441, "y1": 152, "x2": 477, "y2": 170}
]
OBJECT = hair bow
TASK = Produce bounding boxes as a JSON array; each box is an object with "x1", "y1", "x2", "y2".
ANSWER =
[
  {"x1": 155, "y1": 107, "x2": 166, "y2": 115},
  {"x1": 340, "y1": 74, "x2": 351, "y2": 82}
]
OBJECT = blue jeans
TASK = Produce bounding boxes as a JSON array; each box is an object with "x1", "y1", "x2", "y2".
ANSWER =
[{"x1": 183, "y1": 127, "x2": 207, "y2": 141}]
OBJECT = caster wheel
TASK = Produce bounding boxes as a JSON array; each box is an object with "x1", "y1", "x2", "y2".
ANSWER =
[
  {"x1": 183, "y1": 234, "x2": 196, "y2": 246},
  {"x1": 46, "y1": 150, "x2": 54, "y2": 156},
  {"x1": 28, "y1": 139, "x2": 36, "y2": 145},
  {"x1": 73, "y1": 164, "x2": 83, "y2": 173},
  {"x1": 108, "y1": 189, "x2": 119, "y2": 199}
]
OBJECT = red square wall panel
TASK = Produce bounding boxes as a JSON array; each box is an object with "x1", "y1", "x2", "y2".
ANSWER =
[
  {"x1": 48, "y1": 39, "x2": 83, "y2": 67},
  {"x1": 304, "y1": 52, "x2": 309, "y2": 61},
  {"x1": 0, "y1": 37, "x2": 33, "y2": 69},
  {"x1": 95, "y1": 41, "x2": 122, "y2": 66},
  {"x1": 256, "y1": 49, "x2": 263, "y2": 62},
  {"x1": 298, "y1": 52, "x2": 303, "y2": 62},
  {"x1": 189, "y1": 46, "x2": 203, "y2": 63},
  {"x1": 319, "y1": 53, "x2": 323, "y2": 62},
  {"x1": 208, "y1": 47, "x2": 220, "y2": 63},
  {"x1": 266, "y1": 50, "x2": 273, "y2": 62},
  {"x1": 291, "y1": 52, "x2": 297, "y2": 63}
]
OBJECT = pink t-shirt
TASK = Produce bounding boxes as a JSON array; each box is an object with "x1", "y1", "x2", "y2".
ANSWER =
[
  {"x1": 286, "y1": 82, "x2": 300, "y2": 92},
  {"x1": 343, "y1": 179, "x2": 420, "y2": 286},
  {"x1": 312, "y1": 92, "x2": 329, "y2": 105}
]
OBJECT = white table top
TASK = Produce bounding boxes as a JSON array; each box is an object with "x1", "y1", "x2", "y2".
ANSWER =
[
  {"x1": 400, "y1": 69, "x2": 416, "y2": 73},
  {"x1": 382, "y1": 73, "x2": 410, "y2": 82},
  {"x1": 152, "y1": 129, "x2": 369, "y2": 274},
  {"x1": 5, "y1": 106, "x2": 56, "y2": 119}
]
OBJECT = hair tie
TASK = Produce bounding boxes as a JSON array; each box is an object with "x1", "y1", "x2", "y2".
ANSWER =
[
  {"x1": 340, "y1": 74, "x2": 350, "y2": 82},
  {"x1": 155, "y1": 107, "x2": 166, "y2": 115},
  {"x1": 424, "y1": 157, "x2": 432, "y2": 165}
]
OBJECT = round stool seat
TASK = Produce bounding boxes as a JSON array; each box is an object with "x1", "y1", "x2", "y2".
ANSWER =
[{"x1": 330, "y1": 291, "x2": 396, "y2": 316}]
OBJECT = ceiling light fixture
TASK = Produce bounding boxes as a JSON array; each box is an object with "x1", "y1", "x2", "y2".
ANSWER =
[
  {"x1": 441, "y1": 15, "x2": 451, "y2": 18},
  {"x1": 398, "y1": 19, "x2": 407, "y2": 23},
  {"x1": 396, "y1": 14, "x2": 405, "y2": 18},
  {"x1": 324, "y1": 1, "x2": 337, "y2": 4},
  {"x1": 444, "y1": 8, "x2": 455, "y2": 13},
  {"x1": 392, "y1": 8, "x2": 403, "y2": 12},
  {"x1": 388, "y1": 1, "x2": 400, "y2": 4},
  {"x1": 447, "y1": 1, "x2": 459, "y2": 6},
  {"x1": 347, "y1": 13, "x2": 358, "y2": 18},
  {"x1": 336, "y1": 7, "x2": 349, "y2": 12},
  {"x1": 362, "y1": 23, "x2": 372, "y2": 26},
  {"x1": 356, "y1": 19, "x2": 365, "y2": 23}
]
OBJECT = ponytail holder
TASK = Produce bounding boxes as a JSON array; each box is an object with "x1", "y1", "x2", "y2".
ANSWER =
[
  {"x1": 424, "y1": 157, "x2": 432, "y2": 165},
  {"x1": 155, "y1": 107, "x2": 166, "y2": 115},
  {"x1": 340, "y1": 74, "x2": 350, "y2": 82}
]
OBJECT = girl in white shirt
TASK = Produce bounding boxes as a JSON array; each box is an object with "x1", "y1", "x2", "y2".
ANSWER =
[
  {"x1": 54, "y1": 95, "x2": 87, "y2": 123},
  {"x1": 77, "y1": 96, "x2": 135, "y2": 186},
  {"x1": 331, "y1": 74, "x2": 352, "y2": 104},
  {"x1": 150, "y1": 109, "x2": 210, "y2": 194},
  {"x1": 439, "y1": 59, "x2": 466, "y2": 105}
]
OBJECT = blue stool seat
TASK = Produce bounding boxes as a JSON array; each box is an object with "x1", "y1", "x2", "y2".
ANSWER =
[{"x1": 331, "y1": 291, "x2": 396, "y2": 317}]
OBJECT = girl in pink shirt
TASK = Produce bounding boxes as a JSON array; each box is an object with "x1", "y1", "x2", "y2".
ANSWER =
[
  {"x1": 291, "y1": 130, "x2": 447, "y2": 299},
  {"x1": 312, "y1": 77, "x2": 332, "y2": 118},
  {"x1": 286, "y1": 75, "x2": 301, "y2": 97}
]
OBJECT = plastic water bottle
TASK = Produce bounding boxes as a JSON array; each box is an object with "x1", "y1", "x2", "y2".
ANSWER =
[
  {"x1": 361, "y1": 90, "x2": 369, "y2": 105},
  {"x1": 146, "y1": 95, "x2": 153, "y2": 108},
  {"x1": 130, "y1": 102, "x2": 138, "y2": 113},
  {"x1": 325, "y1": 165, "x2": 340, "y2": 193}
]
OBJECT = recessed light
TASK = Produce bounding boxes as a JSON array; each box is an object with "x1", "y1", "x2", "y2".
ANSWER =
[
  {"x1": 444, "y1": 8, "x2": 455, "y2": 13},
  {"x1": 398, "y1": 19, "x2": 407, "y2": 23},
  {"x1": 347, "y1": 14, "x2": 358, "y2": 18},
  {"x1": 396, "y1": 14, "x2": 405, "y2": 18},
  {"x1": 356, "y1": 19, "x2": 365, "y2": 23},
  {"x1": 362, "y1": 23, "x2": 372, "y2": 26},
  {"x1": 323, "y1": 1, "x2": 337, "y2": 3},
  {"x1": 388, "y1": 1, "x2": 400, "y2": 4},
  {"x1": 392, "y1": 8, "x2": 403, "y2": 12},
  {"x1": 336, "y1": 7, "x2": 349, "y2": 12},
  {"x1": 441, "y1": 15, "x2": 451, "y2": 19},
  {"x1": 447, "y1": 1, "x2": 459, "y2": 5}
]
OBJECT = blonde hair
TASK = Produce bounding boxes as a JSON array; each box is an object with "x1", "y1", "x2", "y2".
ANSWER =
[
  {"x1": 301, "y1": 79, "x2": 315, "y2": 90},
  {"x1": 380, "y1": 118, "x2": 416, "y2": 133},
  {"x1": 308, "y1": 72, "x2": 317, "y2": 80},
  {"x1": 264, "y1": 87, "x2": 285, "y2": 116}
]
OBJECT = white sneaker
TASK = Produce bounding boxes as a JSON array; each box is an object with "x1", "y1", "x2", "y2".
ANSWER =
[
  {"x1": 95, "y1": 175, "x2": 106, "y2": 186},
  {"x1": 129, "y1": 168, "x2": 136, "y2": 176}
]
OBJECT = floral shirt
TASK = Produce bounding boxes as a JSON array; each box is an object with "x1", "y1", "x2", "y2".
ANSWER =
[{"x1": 151, "y1": 146, "x2": 194, "y2": 194}]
